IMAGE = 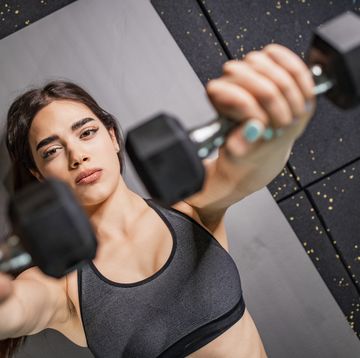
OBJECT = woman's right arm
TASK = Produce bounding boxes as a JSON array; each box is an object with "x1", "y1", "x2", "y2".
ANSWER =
[{"x1": 0, "y1": 268, "x2": 70, "y2": 340}]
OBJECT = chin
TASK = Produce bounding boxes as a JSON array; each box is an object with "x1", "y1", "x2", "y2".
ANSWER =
[{"x1": 76, "y1": 176, "x2": 119, "y2": 207}]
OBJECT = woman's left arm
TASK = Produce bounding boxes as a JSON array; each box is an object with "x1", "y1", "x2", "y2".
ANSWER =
[{"x1": 183, "y1": 44, "x2": 316, "y2": 228}]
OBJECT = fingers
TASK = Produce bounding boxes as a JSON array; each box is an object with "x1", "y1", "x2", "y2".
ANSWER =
[
  {"x1": 263, "y1": 44, "x2": 315, "y2": 101},
  {"x1": 205, "y1": 44, "x2": 316, "y2": 161},
  {"x1": 221, "y1": 60, "x2": 293, "y2": 129},
  {"x1": 244, "y1": 50, "x2": 307, "y2": 119},
  {"x1": 206, "y1": 78, "x2": 268, "y2": 125}
]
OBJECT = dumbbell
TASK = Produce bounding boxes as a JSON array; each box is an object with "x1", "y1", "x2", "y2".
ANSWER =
[
  {"x1": 0, "y1": 178, "x2": 97, "y2": 278},
  {"x1": 125, "y1": 11, "x2": 360, "y2": 207}
]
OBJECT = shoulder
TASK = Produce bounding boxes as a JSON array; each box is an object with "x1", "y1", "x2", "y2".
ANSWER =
[
  {"x1": 171, "y1": 201, "x2": 229, "y2": 252},
  {"x1": 16, "y1": 266, "x2": 74, "y2": 331}
]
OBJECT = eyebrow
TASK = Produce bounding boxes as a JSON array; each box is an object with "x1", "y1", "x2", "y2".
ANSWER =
[{"x1": 36, "y1": 117, "x2": 96, "y2": 152}]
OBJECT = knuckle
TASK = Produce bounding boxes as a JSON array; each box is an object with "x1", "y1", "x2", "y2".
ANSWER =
[
  {"x1": 259, "y1": 83, "x2": 279, "y2": 103},
  {"x1": 206, "y1": 79, "x2": 221, "y2": 95},
  {"x1": 263, "y1": 43, "x2": 281, "y2": 54},
  {"x1": 222, "y1": 60, "x2": 241, "y2": 74},
  {"x1": 278, "y1": 78, "x2": 294, "y2": 96},
  {"x1": 244, "y1": 51, "x2": 262, "y2": 62}
]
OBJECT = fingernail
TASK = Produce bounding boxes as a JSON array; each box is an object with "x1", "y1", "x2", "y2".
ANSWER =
[
  {"x1": 243, "y1": 120, "x2": 264, "y2": 143},
  {"x1": 263, "y1": 127, "x2": 274, "y2": 141}
]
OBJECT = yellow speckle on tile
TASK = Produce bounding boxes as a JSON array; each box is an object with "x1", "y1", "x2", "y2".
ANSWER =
[
  {"x1": 349, "y1": 175, "x2": 354, "y2": 179},
  {"x1": 328, "y1": 206, "x2": 333, "y2": 210}
]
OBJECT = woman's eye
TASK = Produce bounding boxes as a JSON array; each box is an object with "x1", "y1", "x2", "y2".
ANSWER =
[
  {"x1": 42, "y1": 128, "x2": 98, "y2": 159},
  {"x1": 43, "y1": 148, "x2": 58, "y2": 159},
  {"x1": 81, "y1": 128, "x2": 98, "y2": 138}
]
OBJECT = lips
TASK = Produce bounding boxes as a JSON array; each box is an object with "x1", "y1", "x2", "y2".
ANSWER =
[{"x1": 75, "y1": 168, "x2": 102, "y2": 184}]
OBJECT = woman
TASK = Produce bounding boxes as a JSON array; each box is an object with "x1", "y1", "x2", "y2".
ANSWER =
[{"x1": 0, "y1": 44, "x2": 315, "y2": 357}]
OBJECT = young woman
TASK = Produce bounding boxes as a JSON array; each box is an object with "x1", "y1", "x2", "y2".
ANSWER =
[{"x1": 0, "y1": 44, "x2": 315, "y2": 357}]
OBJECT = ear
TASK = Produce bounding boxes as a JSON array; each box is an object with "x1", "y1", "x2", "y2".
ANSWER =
[
  {"x1": 29, "y1": 169, "x2": 44, "y2": 182},
  {"x1": 108, "y1": 127, "x2": 120, "y2": 153}
]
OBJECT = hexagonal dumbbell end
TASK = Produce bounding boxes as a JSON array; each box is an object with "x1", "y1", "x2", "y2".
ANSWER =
[
  {"x1": 125, "y1": 113, "x2": 205, "y2": 206},
  {"x1": 307, "y1": 11, "x2": 360, "y2": 109},
  {"x1": 7, "y1": 178, "x2": 97, "y2": 278}
]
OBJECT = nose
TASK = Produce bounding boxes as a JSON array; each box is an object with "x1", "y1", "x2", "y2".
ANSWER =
[{"x1": 70, "y1": 153, "x2": 89, "y2": 169}]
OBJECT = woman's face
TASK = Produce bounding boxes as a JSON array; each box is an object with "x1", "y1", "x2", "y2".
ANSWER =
[{"x1": 28, "y1": 99, "x2": 121, "y2": 207}]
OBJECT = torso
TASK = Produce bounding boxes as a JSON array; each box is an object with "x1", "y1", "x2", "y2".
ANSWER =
[{"x1": 52, "y1": 202, "x2": 268, "y2": 358}]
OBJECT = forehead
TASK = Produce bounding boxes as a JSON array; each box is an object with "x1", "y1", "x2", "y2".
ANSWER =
[
  {"x1": 30, "y1": 100, "x2": 99, "y2": 135},
  {"x1": 32, "y1": 100, "x2": 95, "y2": 126}
]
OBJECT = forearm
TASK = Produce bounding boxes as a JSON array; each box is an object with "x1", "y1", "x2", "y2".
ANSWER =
[{"x1": 215, "y1": 137, "x2": 294, "y2": 201}]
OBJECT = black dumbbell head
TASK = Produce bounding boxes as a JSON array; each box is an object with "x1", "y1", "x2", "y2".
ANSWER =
[
  {"x1": 8, "y1": 178, "x2": 97, "y2": 278},
  {"x1": 126, "y1": 113, "x2": 205, "y2": 206},
  {"x1": 307, "y1": 11, "x2": 360, "y2": 109}
]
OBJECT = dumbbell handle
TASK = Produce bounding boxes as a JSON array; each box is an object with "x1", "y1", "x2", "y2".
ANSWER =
[
  {"x1": 0, "y1": 235, "x2": 32, "y2": 274},
  {"x1": 189, "y1": 64, "x2": 334, "y2": 159}
]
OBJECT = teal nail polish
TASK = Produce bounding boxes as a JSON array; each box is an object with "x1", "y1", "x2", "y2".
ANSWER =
[
  {"x1": 243, "y1": 121, "x2": 263, "y2": 143},
  {"x1": 263, "y1": 128, "x2": 274, "y2": 141}
]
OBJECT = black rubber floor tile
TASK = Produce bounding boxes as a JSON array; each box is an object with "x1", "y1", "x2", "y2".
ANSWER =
[
  {"x1": 267, "y1": 154, "x2": 300, "y2": 201},
  {"x1": 307, "y1": 160, "x2": 360, "y2": 290},
  {"x1": 151, "y1": 0, "x2": 227, "y2": 85},
  {"x1": 0, "y1": 0, "x2": 78, "y2": 40},
  {"x1": 198, "y1": 0, "x2": 360, "y2": 188},
  {"x1": 279, "y1": 189, "x2": 360, "y2": 336}
]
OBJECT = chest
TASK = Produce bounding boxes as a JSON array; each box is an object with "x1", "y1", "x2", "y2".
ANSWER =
[{"x1": 62, "y1": 206, "x2": 242, "y2": 356}]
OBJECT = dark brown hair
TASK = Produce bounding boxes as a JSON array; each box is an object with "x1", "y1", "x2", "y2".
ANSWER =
[
  {"x1": 1, "y1": 80, "x2": 125, "y2": 357},
  {"x1": 5, "y1": 79, "x2": 125, "y2": 193}
]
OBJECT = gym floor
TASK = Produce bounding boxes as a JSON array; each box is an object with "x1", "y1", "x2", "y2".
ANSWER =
[{"x1": 0, "y1": 0, "x2": 360, "y2": 357}]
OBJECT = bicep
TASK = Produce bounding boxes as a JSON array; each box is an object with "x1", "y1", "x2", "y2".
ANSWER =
[{"x1": 13, "y1": 267, "x2": 69, "y2": 336}]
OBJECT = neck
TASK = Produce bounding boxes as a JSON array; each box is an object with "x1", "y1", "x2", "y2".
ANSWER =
[{"x1": 82, "y1": 178, "x2": 148, "y2": 246}]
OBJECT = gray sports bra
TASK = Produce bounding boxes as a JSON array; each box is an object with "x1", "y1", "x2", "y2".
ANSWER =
[{"x1": 78, "y1": 198, "x2": 245, "y2": 357}]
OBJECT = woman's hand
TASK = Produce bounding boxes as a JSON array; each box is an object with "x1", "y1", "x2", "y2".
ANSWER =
[{"x1": 206, "y1": 44, "x2": 316, "y2": 166}]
